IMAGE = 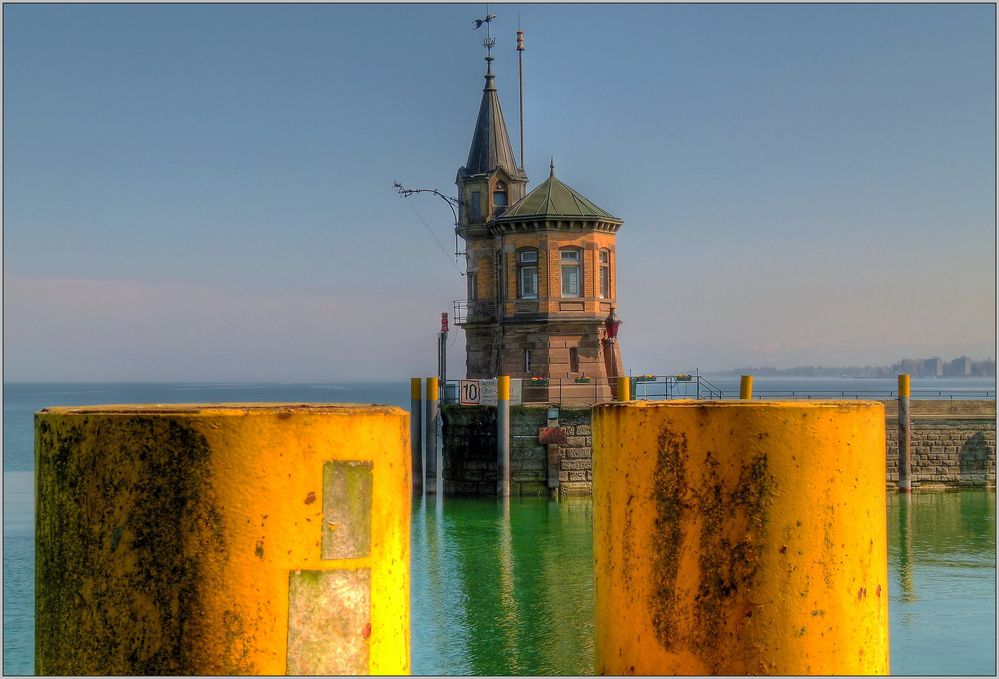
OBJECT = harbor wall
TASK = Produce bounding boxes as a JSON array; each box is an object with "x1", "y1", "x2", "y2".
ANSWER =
[
  {"x1": 441, "y1": 400, "x2": 995, "y2": 495},
  {"x1": 442, "y1": 405, "x2": 593, "y2": 496},
  {"x1": 884, "y1": 400, "x2": 996, "y2": 487}
]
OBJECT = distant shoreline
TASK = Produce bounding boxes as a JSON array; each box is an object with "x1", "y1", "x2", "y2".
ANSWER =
[{"x1": 716, "y1": 373, "x2": 997, "y2": 379}]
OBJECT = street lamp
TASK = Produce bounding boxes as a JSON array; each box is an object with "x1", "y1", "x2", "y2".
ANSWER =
[{"x1": 605, "y1": 306, "x2": 622, "y2": 341}]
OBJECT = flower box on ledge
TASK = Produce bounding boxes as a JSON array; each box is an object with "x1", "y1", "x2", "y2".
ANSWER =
[
  {"x1": 530, "y1": 377, "x2": 549, "y2": 387},
  {"x1": 675, "y1": 374, "x2": 692, "y2": 382},
  {"x1": 635, "y1": 375, "x2": 657, "y2": 383},
  {"x1": 574, "y1": 377, "x2": 591, "y2": 384}
]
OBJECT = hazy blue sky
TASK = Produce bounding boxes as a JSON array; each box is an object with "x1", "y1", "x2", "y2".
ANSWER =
[{"x1": 3, "y1": 3, "x2": 995, "y2": 381}]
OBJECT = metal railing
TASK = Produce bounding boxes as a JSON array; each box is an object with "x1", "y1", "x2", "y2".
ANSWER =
[
  {"x1": 440, "y1": 375, "x2": 994, "y2": 406},
  {"x1": 631, "y1": 375, "x2": 725, "y2": 401},
  {"x1": 452, "y1": 299, "x2": 499, "y2": 326},
  {"x1": 744, "y1": 389, "x2": 995, "y2": 401},
  {"x1": 441, "y1": 374, "x2": 726, "y2": 405}
]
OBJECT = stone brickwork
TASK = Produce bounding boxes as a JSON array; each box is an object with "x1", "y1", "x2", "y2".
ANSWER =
[
  {"x1": 554, "y1": 407, "x2": 594, "y2": 495},
  {"x1": 883, "y1": 399, "x2": 996, "y2": 488},
  {"x1": 441, "y1": 400, "x2": 996, "y2": 496},
  {"x1": 441, "y1": 404, "x2": 548, "y2": 496},
  {"x1": 441, "y1": 404, "x2": 594, "y2": 496},
  {"x1": 440, "y1": 403, "x2": 496, "y2": 496},
  {"x1": 461, "y1": 229, "x2": 623, "y2": 381}
]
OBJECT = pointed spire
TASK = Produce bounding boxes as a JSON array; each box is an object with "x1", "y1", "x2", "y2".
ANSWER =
[
  {"x1": 549, "y1": 157, "x2": 555, "y2": 177},
  {"x1": 463, "y1": 54, "x2": 522, "y2": 178}
]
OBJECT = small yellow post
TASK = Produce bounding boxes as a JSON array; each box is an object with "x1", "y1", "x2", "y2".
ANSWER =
[
  {"x1": 411, "y1": 378, "x2": 423, "y2": 491},
  {"x1": 497, "y1": 376, "x2": 511, "y2": 497},
  {"x1": 616, "y1": 376, "x2": 631, "y2": 402},
  {"x1": 898, "y1": 374, "x2": 912, "y2": 492},
  {"x1": 497, "y1": 375, "x2": 511, "y2": 401},
  {"x1": 425, "y1": 377, "x2": 440, "y2": 494},
  {"x1": 740, "y1": 374, "x2": 753, "y2": 399},
  {"x1": 35, "y1": 404, "x2": 411, "y2": 675},
  {"x1": 592, "y1": 400, "x2": 889, "y2": 675},
  {"x1": 897, "y1": 373, "x2": 911, "y2": 397}
]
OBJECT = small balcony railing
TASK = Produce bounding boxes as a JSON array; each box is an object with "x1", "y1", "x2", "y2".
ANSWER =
[{"x1": 453, "y1": 299, "x2": 498, "y2": 325}]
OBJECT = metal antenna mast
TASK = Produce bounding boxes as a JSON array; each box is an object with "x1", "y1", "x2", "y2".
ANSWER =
[{"x1": 516, "y1": 17, "x2": 525, "y2": 171}]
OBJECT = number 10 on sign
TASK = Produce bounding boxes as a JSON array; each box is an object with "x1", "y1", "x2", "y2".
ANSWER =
[{"x1": 459, "y1": 380, "x2": 480, "y2": 406}]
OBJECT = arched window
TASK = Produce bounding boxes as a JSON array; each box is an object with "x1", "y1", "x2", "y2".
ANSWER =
[
  {"x1": 560, "y1": 248, "x2": 582, "y2": 298},
  {"x1": 493, "y1": 181, "x2": 508, "y2": 208},
  {"x1": 599, "y1": 249, "x2": 610, "y2": 298},
  {"x1": 518, "y1": 248, "x2": 538, "y2": 299}
]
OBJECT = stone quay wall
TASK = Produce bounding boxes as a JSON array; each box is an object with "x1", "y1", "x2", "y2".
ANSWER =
[
  {"x1": 441, "y1": 400, "x2": 995, "y2": 496},
  {"x1": 884, "y1": 399, "x2": 995, "y2": 487},
  {"x1": 441, "y1": 404, "x2": 593, "y2": 496}
]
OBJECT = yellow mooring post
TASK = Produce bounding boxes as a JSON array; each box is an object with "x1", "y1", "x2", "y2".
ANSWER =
[
  {"x1": 496, "y1": 376, "x2": 511, "y2": 497},
  {"x1": 616, "y1": 376, "x2": 631, "y2": 402},
  {"x1": 411, "y1": 378, "x2": 423, "y2": 492},
  {"x1": 35, "y1": 404, "x2": 411, "y2": 676},
  {"x1": 897, "y1": 374, "x2": 912, "y2": 492},
  {"x1": 425, "y1": 377, "x2": 439, "y2": 495},
  {"x1": 592, "y1": 400, "x2": 889, "y2": 675},
  {"x1": 740, "y1": 374, "x2": 754, "y2": 399}
]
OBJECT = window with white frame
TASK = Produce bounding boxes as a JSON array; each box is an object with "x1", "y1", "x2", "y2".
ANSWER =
[
  {"x1": 599, "y1": 249, "x2": 610, "y2": 298},
  {"x1": 561, "y1": 249, "x2": 581, "y2": 297},
  {"x1": 468, "y1": 271, "x2": 478, "y2": 302},
  {"x1": 518, "y1": 249, "x2": 538, "y2": 299}
]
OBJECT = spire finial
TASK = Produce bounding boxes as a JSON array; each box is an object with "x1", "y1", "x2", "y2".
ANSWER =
[
  {"x1": 549, "y1": 157, "x2": 555, "y2": 177},
  {"x1": 474, "y1": 5, "x2": 497, "y2": 67}
]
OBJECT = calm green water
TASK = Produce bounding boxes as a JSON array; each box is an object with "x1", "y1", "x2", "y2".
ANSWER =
[
  {"x1": 887, "y1": 490, "x2": 996, "y2": 675},
  {"x1": 3, "y1": 383, "x2": 996, "y2": 675},
  {"x1": 4, "y1": 478, "x2": 995, "y2": 675},
  {"x1": 409, "y1": 491, "x2": 995, "y2": 676},
  {"x1": 411, "y1": 496, "x2": 596, "y2": 675}
]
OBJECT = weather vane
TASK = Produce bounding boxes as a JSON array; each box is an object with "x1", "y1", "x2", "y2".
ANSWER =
[{"x1": 473, "y1": 5, "x2": 497, "y2": 58}]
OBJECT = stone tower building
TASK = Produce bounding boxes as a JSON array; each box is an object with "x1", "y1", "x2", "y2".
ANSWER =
[{"x1": 455, "y1": 50, "x2": 624, "y2": 391}]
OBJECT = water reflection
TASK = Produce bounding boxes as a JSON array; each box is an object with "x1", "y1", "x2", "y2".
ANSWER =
[
  {"x1": 897, "y1": 493, "x2": 915, "y2": 602},
  {"x1": 497, "y1": 497, "x2": 522, "y2": 674},
  {"x1": 411, "y1": 495, "x2": 595, "y2": 675},
  {"x1": 412, "y1": 491, "x2": 994, "y2": 676},
  {"x1": 886, "y1": 490, "x2": 996, "y2": 676}
]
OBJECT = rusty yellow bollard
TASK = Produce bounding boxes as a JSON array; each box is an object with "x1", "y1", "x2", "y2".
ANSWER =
[
  {"x1": 35, "y1": 404, "x2": 411, "y2": 676},
  {"x1": 592, "y1": 400, "x2": 889, "y2": 675},
  {"x1": 616, "y1": 376, "x2": 631, "y2": 402}
]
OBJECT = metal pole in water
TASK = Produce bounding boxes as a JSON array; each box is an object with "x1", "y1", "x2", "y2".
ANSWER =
[
  {"x1": 411, "y1": 377, "x2": 423, "y2": 492},
  {"x1": 740, "y1": 374, "x2": 753, "y2": 400},
  {"x1": 497, "y1": 375, "x2": 511, "y2": 497},
  {"x1": 898, "y1": 373, "x2": 912, "y2": 492},
  {"x1": 425, "y1": 377, "x2": 439, "y2": 495}
]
